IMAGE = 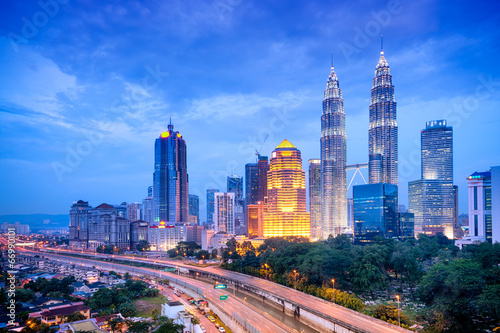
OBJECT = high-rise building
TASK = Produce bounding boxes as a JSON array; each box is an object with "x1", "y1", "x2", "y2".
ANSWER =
[
  {"x1": 368, "y1": 44, "x2": 398, "y2": 185},
  {"x1": 227, "y1": 176, "x2": 243, "y2": 200},
  {"x1": 398, "y1": 212, "x2": 415, "y2": 239},
  {"x1": 347, "y1": 198, "x2": 354, "y2": 228},
  {"x1": 227, "y1": 175, "x2": 245, "y2": 230},
  {"x1": 453, "y1": 185, "x2": 461, "y2": 238},
  {"x1": 247, "y1": 201, "x2": 266, "y2": 239},
  {"x1": 353, "y1": 183, "x2": 398, "y2": 244},
  {"x1": 127, "y1": 202, "x2": 142, "y2": 222},
  {"x1": 189, "y1": 194, "x2": 200, "y2": 224},
  {"x1": 245, "y1": 156, "x2": 269, "y2": 206},
  {"x1": 456, "y1": 167, "x2": 500, "y2": 248},
  {"x1": 214, "y1": 192, "x2": 235, "y2": 235},
  {"x1": 308, "y1": 159, "x2": 321, "y2": 240},
  {"x1": 153, "y1": 120, "x2": 189, "y2": 224},
  {"x1": 408, "y1": 120, "x2": 454, "y2": 239},
  {"x1": 263, "y1": 140, "x2": 310, "y2": 238},
  {"x1": 320, "y1": 61, "x2": 347, "y2": 239},
  {"x1": 69, "y1": 200, "x2": 92, "y2": 249},
  {"x1": 206, "y1": 189, "x2": 219, "y2": 224},
  {"x1": 142, "y1": 196, "x2": 153, "y2": 224}
]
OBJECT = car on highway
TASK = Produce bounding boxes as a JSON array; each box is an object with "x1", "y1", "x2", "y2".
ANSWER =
[
  {"x1": 218, "y1": 327, "x2": 225, "y2": 333},
  {"x1": 167, "y1": 297, "x2": 172, "y2": 302},
  {"x1": 208, "y1": 316, "x2": 216, "y2": 322},
  {"x1": 200, "y1": 326, "x2": 206, "y2": 333}
]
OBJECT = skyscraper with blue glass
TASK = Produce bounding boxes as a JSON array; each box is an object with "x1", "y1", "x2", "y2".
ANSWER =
[
  {"x1": 320, "y1": 61, "x2": 347, "y2": 239},
  {"x1": 368, "y1": 45, "x2": 398, "y2": 186},
  {"x1": 153, "y1": 121, "x2": 189, "y2": 224}
]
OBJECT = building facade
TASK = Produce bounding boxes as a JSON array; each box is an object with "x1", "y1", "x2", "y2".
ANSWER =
[
  {"x1": 206, "y1": 189, "x2": 219, "y2": 225},
  {"x1": 368, "y1": 47, "x2": 398, "y2": 185},
  {"x1": 126, "y1": 202, "x2": 142, "y2": 222},
  {"x1": 247, "y1": 201, "x2": 266, "y2": 239},
  {"x1": 308, "y1": 159, "x2": 321, "y2": 240},
  {"x1": 263, "y1": 140, "x2": 310, "y2": 238},
  {"x1": 69, "y1": 200, "x2": 92, "y2": 248},
  {"x1": 353, "y1": 183, "x2": 398, "y2": 244},
  {"x1": 408, "y1": 120, "x2": 454, "y2": 239},
  {"x1": 456, "y1": 167, "x2": 500, "y2": 248},
  {"x1": 149, "y1": 222, "x2": 187, "y2": 252},
  {"x1": 245, "y1": 156, "x2": 269, "y2": 206},
  {"x1": 188, "y1": 194, "x2": 200, "y2": 224},
  {"x1": 214, "y1": 192, "x2": 235, "y2": 235},
  {"x1": 153, "y1": 121, "x2": 189, "y2": 224}
]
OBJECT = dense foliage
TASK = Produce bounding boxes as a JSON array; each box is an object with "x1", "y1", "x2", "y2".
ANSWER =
[
  {"x1": 86, "y1": 279, "x2": 159, "y2": 317},
  {"x1": 220, "y1": 235, "x2": 500, "y2": 332}
]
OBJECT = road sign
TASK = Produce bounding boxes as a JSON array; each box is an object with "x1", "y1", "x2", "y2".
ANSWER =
[
  {"x1": 220, "y1": 294, "x2": 228, "y2": 300},
  {"x1": 214, "y1": 284, "x2": 227, "y2": 289},
  {"x1": 164, "y1": 267, "x2": 176, "y2": 272}
]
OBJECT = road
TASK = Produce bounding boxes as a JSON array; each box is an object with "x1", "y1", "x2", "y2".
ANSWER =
[
  {"x1": 14, "y1": 245, "x2": 410, "y2": 333},
  {"x1": 18, "y1": 248, "x2": 290, "y2": 333}
]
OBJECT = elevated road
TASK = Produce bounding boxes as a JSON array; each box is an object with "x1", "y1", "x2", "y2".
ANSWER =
[{"x1": 21, "y1": 247, "x2": 410, "y2": 333}]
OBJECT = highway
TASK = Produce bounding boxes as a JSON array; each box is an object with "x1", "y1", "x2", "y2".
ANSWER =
[
  {"x1": 17, "y1": 248, "x2": 290, "y2": 333},
  {"x1": 19, "y1": 246, "x2": 411, "y2": 333}
]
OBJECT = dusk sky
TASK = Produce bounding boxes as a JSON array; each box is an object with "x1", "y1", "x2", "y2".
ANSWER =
[{"x1": 1, "y1": 0, "x2": 499, "y2": 220}]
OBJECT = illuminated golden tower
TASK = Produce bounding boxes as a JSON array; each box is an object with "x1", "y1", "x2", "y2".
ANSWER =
[{"x1": 263, "y1": 140, "x2": 310, "y2": 238}]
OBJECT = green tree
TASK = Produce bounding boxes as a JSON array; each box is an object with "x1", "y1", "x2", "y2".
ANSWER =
[
  {"x1": 151, "y1": 308, "x2": 160, "y2": 320},
  {"x1": 155, "y1": 318, "x2": 184, "y2": 333},
  {"x1": 136, "y1": 240, "x2": 150, "y2": 252},
  {"x1": 195, "y1": 250, "x2": 210, "y2": 260},
  {"x1": 118, "y1": 301, "x2": 137, "y2": 317},
  {"x1": 65, "y1": 311, "x2": 86, "y2": 323},
  {"x1": 108, "y1": 316, "x2": 124, "y2": 333},
  {"x1": 418, "y1": 259, "x2": 485, "y2": 332},
  {"x1": 349, "y1": 249, "x2": 386, "y2": 299},
  {"x1": 392, "y1": 241, "x2": 423, "y2": 300},
  {"x1": 126, "y1": 320, "x2": 151, "y2": 333}
]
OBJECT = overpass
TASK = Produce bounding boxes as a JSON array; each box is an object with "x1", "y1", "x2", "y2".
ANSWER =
[{"x1": 24, "y1": 248, "x2": 410, "y2": 333}]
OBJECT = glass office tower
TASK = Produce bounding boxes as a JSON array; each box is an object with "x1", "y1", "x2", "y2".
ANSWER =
[
  {"x1": 368, "y1": 47, "x2": 398, "y2": 185},
  {"x1": 153, "y1": 121, "x2": 189, "y2": 223},
  {"x1": 320, "y1": 62, "x2": 347, "y2": 239}
]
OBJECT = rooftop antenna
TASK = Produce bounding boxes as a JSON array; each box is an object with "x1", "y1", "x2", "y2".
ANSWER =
[
  {"x1": 331, "y1": 51, "x2": 334, "y2": 69},
  {"x1": 381, "y1": 35, "x2": 384, "y2": 54},
  {"x1": 168, "y1": 115, "x2": 173, "y2": 131}
]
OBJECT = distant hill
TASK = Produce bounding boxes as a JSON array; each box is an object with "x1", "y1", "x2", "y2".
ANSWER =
[{"x1": 0, "y1": 214, "x2": 69, "y2": 230}]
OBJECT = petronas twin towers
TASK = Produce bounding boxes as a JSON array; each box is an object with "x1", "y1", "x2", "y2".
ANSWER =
[{"x1": 320, "y1": 45, "x2": 398, "y2": 239}]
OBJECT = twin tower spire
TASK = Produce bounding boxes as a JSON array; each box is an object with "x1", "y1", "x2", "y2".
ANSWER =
[{"x1": 319, "y1": 37, "x2": 398, "y2": 240}]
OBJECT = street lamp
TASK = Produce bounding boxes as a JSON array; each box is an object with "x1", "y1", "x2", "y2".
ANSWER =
[
  {"x1": 331, "y1": 278, "x2": 335, "y2": 303},
  {"x1": 396, "y1": 295, "x2": 400, "y2": 327},
  {"x1": 293, "y1": 270, "x2": 298, "y2": 289}
]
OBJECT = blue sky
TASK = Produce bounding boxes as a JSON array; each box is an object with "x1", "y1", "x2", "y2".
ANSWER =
[{"x1": 1, "y1": 0, "x2": 499, "y2": 220}]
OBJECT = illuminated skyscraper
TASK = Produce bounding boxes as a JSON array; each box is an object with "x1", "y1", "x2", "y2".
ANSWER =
[
  {"x1": 153, "y1": 120, "x2": 189, "y2": 224},
  {"x1": 409, "y1": 120, "x2": 454, "y2": 239},
  {"x1": 368, "y1": 43, "x2": 398, "y2": 185},
  {"x1": 245, "y1": 156, "x2": 269, "y2": 206},
  {"x1": 214, "y1": 192, "x2": 235, "y2": 235},
  {"x1": 308, "y1": 159, "x2": 321, "y2": 240},
  {"x1": 263, "y1": 140, "x2": 310, "y2": 238},
  {"x1": 320, "y1": 61, "x2": 347, "y2": 239}
]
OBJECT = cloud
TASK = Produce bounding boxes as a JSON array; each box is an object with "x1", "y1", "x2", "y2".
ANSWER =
[{"x1": 185, "y1": 91, "x2": 310, "y2": 120}]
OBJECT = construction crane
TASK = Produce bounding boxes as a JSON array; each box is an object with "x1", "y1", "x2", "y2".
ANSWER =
[{"x1": 254, "y1": 134, "x2": 269, "y2": 160}]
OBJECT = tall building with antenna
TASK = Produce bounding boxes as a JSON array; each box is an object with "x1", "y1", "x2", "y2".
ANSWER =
[
  {"x1": 368, "y1": 37, "x2": 398, "y2": 185},
  {"x1": 153, "y1": 119, "x2": 189, "y2": 224},
  {"x1": 320, "y1": 55, "x2": 347, "y2": 239}
]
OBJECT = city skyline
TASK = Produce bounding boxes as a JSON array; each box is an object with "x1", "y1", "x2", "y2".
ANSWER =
[{"x1": 1, "y1": 1, "x2": 500, "y2": 219}]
